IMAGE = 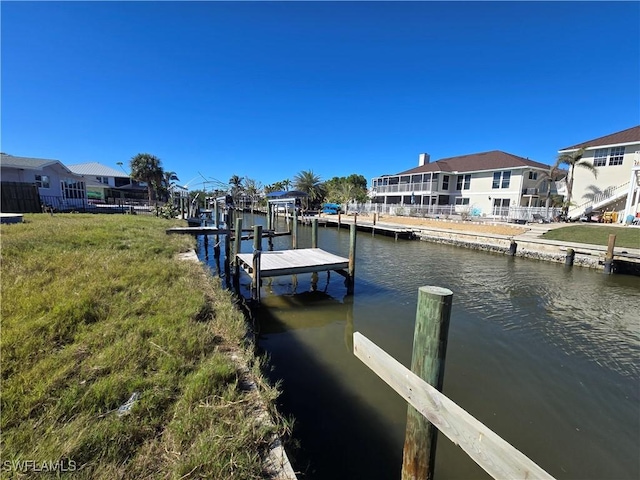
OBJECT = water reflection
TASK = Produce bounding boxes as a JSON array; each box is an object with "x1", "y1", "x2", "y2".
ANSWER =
[{"x1": 199, "y1": 215, "x2": 640, "y2": 480}]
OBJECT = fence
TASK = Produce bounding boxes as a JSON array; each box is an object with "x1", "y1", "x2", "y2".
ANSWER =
[
  {"x1": 344, "y1": 202, "x2": 561, "y2": 223},
  {"x1": 1, "y1": 182, "x2": 41, "y2": 213},
  {"x1": 353, "y1": 286, "x2": 555, "y2": 480}
]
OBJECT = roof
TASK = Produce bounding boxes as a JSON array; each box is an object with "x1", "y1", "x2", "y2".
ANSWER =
[
  {"x1": 1, "y1": 153, "x2": 61, "y2": 170},
  {"x1": 559, "y1": 125, "x2": 640, "y2": 152},
  {"x1": 395, "y1": 150, "x2": 552, "y2": 176},
  {"x1": 67, "y1": 162, "x2": 129, "y2": 178},
  {"x1": 0, "y1": 153, "x2": 80, "y2": 176}
]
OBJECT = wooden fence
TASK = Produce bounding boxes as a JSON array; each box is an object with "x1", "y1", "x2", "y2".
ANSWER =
[{"x1": 1, "y1": 182, "x2": 41, "y2": 213}]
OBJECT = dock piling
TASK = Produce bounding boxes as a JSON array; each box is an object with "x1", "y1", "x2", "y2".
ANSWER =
[
  {"x1": 604, "y1": 234, "x2": 616, "y2": 274},
  {"x1": 253, "y1": 225, "x2": 263, "y2": 252},
  {"x1": 252, "y1": 250, "x2": 262, "y2": 302},
  {"x1": 312, "y1": 218, "x2": 318, "y2": 248},
  {"x1": 293, "y1": 209, "x2": 298, "y2": 249},
  {"x1": 347, "y1": 223, "x2": 356, "y2": 294},
  {"x1": 402, "y1": 286, "x2": 453, "y2": 480},
  {"x1": 565, "y1": 248, "x2": 575, "y2": 266}
]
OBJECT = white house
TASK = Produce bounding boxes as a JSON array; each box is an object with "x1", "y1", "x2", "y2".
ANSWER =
[
  {"x1": 558, "y1": 125, "x2": 640, "y2": 222},
  {"x1": 1, "y1": 153, "x2": 87, "y2": 211},
  {"x1": 370, "y1": 151, "x2": 558, "y2": 218}
]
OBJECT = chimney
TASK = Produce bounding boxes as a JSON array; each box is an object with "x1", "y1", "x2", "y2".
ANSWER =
[{"x1": 418, "y1": 153, "x2": 430, "y2": 166}]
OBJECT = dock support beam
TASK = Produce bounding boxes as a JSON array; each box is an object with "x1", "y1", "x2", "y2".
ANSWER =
[
  {"x1": 312, "y1": 218, "x2": 318, "y2": 248},
  {"x1": 402, "y1": 286, "x2": 453, "y2": 480},
  {"x1": 253, "y1": 225, "x2": 263, "y2": 252},
  {"x1": 233, "y1": 218, "x2": 243, "y2": 289},
  {"x1": 347, "y1": 223, "x2": 356, "y2": 294},
  {"x1": 604, "y1": 234, "x2": 616, "y2": 274},
  {"x1": 252, "y1": 250, "x2": 262, "y2": 302},
  {"x1": 509, "y1": 240, "x2": 518, "y2": 256},
  {"x1": 293, "y1": 209, "x2": 298, "y2": 249},
  {"x1": 565, "y1": 248, "x2": 575, "y2": 266}
]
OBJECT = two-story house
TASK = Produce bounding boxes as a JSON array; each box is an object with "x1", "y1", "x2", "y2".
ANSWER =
[
  {"x1": 371, "y1": 150, "x2": 557, "y2": 218},
  {"x1": 558, "y1": 125, "x2": 640, "y2": 222}
]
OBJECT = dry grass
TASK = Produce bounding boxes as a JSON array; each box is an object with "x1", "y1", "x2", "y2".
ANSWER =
[{"x1": 1, "y1": 214, "x2": 285, "y2": 479}]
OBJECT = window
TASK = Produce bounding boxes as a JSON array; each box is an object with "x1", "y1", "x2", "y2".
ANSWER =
[
  {"x1": 608, "y1": 147, "x2": 624, "y2": 166},
  {"x1": 528, "y1": 172, "x2": 538, "y2": 180},
  {"x1": 493, "y1": 171, "x2": 511, "y2": 189},
  {"x1": 492, "y1": 172, "x2": 501, "y2": 189},
  {"x1": 96, "y1": 176, "x2": 109, "y2": 184},
  {"x1": 501, "y1": 171, "x2": 511, "y2": 188},
  {"x1": 456, "y1": 174, "x2": 471, "y2": 190},
  {"x1": 61, "y1": 179, "x2": 86, "y2": 199},
  {"x1": 442, "y1": 175, "x2": 449, "y2": 190},
  {"x1": 35, "y1": 175, "x2": 50, "y2": 188},
  {"x1": 455, "y1": 197, "x2": 470, "y2": 205},
  {"x1": 593, "y1": 149, "x2": 608, "y2": 167}
]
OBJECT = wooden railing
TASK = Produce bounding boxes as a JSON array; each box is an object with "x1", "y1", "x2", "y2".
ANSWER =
[{"x1": 353, "y1": 286, "x2": 555, "y2": 480}]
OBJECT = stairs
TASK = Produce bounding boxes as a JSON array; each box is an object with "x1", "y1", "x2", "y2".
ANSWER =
[{"x1": 567, "y1": 180, "x2": 632, "y2": 220}]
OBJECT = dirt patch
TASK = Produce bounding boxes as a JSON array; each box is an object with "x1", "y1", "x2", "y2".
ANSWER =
[{"x1": 376, "y1": 215, "x2": 528, "y2": 236}]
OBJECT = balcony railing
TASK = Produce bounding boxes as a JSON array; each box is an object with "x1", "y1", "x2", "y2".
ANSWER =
[{"x1": 371, "y1": 181, "x2": 437, "y2": 194}]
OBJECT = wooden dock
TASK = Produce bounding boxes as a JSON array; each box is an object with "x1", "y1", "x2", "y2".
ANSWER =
[
  {"x1": 236, "y1": 222, "x2": 357, "y2": 302},
  {"x1": 299, "y1": 214, "x2": 415, "y2": 240},
  {"x1": 236, "y1": 248, "x2": 349, "y2": 278}
]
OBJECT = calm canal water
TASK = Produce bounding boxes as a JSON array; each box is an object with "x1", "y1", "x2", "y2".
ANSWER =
[{"x1": 198, "y1": 213, "x2": 640, "y2": 480}]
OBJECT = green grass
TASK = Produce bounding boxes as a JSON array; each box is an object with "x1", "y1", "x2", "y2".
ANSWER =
[
  {"x1": 542, "y1": 224, "x2": 640, "y2": 249},
  {"x1": 1, "y1": 214, "x2": 285, "y2": 479}
]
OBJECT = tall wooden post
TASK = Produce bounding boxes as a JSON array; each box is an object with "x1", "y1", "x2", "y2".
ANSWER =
[
  {"x1": 224, "y1": 221, "x2": 231, "y2": 286},
  {"x1": 214, "y1": 200, "x2": 219, "y2": 228},
  {"x1": 233, "y1": 218, "x2": 243, "y2": 266},
  {"x1": 347, "y1": 223, "x2": 356, "y2": 294},
  {"x1": 604, "y1": 234, "x2": 616, "y2": 274},
  {"x1": 253, "y1": 225, "x2": 263, "y2": 252},
  {"x1": 338, "y1": 211, "x2": 342, "y2": 228},
  {"x1": 312, "y1": 218, "x2": 318, "y2": 248},
  {"x1": 292, "y1": 208, "x2": 299, "y2": 249},
  {"x1": 402, "y1": 286, "x2": 453, "y2": 480},
  {"x1": 266, "y1": 202, "x2": 272, "y2": 231},
  {"x1": 252, "y1": 250, "x2": 261, "y2": 302}
]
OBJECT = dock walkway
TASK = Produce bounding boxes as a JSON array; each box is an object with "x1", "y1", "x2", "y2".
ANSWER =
[{"x1": 236, "y1": 248, "x2": 349, "y2": 278}]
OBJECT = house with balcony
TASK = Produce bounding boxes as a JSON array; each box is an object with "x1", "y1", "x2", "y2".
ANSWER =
[
  {"x1": 558, "y1": 125, "x2": 640, "y2": 222},
  {"x1": 370, "y1": 151, "x2": 557, "y2": 218},
  {"x1": 1, "y1": 153, "x2": 87, "y2": 212}
]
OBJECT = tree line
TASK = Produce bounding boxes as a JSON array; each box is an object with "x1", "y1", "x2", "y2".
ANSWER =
[{"x1": 129, "y1": 152, "x2": 370, "y2": 210}]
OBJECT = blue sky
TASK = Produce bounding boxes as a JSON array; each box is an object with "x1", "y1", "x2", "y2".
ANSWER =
[{"x1": 2, "y1": 1, "x2": 639, "y2": 191}]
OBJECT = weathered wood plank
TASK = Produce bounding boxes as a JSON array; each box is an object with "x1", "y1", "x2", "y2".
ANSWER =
[
  {"x1": 353, "y1": 332, "x2": 555, "y2": 480},
  {"x1": 236, "y1": 248, "x2": 349, "y2": 278}
]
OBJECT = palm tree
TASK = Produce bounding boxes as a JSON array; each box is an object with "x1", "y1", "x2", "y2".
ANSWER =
[
  {"x1": 161, "y1": 171, "x2": 180, "y2": 201},
  {"x1": 532, "y1": 165, "x2": 560, "y2": 219},
  {"x1": 229, "y1": 175, "x2": 244, "y2": 205},
  {"x1": 293, "y1": 170, "x2": 326, "y2": 208},
  {"x1": 243, "y1": 177, "x2": 262, "y2": 212},
  {"x1": 130, "y1": 153, "x2": 164, "y2": 203},
  {"x1": 554, "y1": 147, "x2": 598, "y2": 215},
  {"x1": 282, "y1": 179, "x2": 291, "y2": 191}
]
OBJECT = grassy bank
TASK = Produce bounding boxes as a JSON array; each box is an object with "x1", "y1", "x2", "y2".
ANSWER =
[
  {"x1": 1, "y1": 214, "x2": 284, "y2": 479},
  {"x1": 542, "y1": 225, "x2": 640, "y2": 249}
]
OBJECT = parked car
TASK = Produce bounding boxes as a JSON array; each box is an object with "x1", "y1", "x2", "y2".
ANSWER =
[{"x1": 321, "y1": 203, "x2": 343, "y2": 215}]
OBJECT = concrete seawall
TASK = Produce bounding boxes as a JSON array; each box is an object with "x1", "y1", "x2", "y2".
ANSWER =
[{"x1": 411, "y1": 227, "x2": 604, "y2": 269}]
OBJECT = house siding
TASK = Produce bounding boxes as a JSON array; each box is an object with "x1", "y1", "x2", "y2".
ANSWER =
[{"x1": 571, "y1": 145, "x2": 640, "y2": 208}]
